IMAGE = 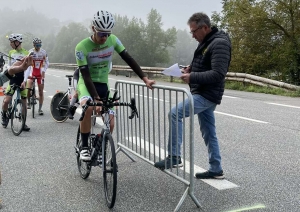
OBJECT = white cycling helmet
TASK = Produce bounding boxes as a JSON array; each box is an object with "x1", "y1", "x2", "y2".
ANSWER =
[
  {"x1": 92, "y1": 10, "x2": 115, "y2": 31},
  {"x1": 33, "y1": 37, "x2": 42, "y2": 44},
  {"x1": 8, "y1": 34, "x2": 23, "y2": 43}
]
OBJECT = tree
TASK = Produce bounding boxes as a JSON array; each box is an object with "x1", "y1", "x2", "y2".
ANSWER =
[
  {"x1": 50, "y1": 23, "x2": 89, "y2": 63},
  {"x1": 214, "y1": 0, "x2": 300, "y2": 84}
]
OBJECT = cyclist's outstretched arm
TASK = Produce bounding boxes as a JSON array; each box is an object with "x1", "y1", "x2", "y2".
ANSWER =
[{"x1": 119, "y1": 50, "x2": 155, "y2": 89}]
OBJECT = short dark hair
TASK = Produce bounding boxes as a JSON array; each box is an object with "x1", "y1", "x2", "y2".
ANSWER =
[{"x1": 188, "y1": 12, "x2": 211, "y2": 28}]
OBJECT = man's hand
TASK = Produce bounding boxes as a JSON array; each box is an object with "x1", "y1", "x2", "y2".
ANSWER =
[
  {"x1": 21, "y1": 81, "x2": 26, "y2": 89},
  {"x1": 143, "y1": 77, "x2": 155, "y2": 90},
  {"x1": 181, "y1": 65, "x2": 191, "y2": 74},
  {"x1": 180, "y1": 73, "x2": 191, "y2": 84}
]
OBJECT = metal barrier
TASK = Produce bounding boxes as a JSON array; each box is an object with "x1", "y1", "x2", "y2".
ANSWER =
[{"x1": 114, "y1": 80, "x2": 201, "y2": 212}]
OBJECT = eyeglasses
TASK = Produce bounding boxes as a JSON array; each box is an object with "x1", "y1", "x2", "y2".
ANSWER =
[
  {"x1": 34, "y1": 44, "x2": 42, "y2": 47},
  {"x1": 190, "y1": 26, "x2": 202, "y2": 34},
  {"x1": 96, "y1": 30, "x2": 111, "y2": 38}
]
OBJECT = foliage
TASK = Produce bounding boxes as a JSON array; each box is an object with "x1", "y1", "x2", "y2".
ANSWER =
[
  {"x1": 212, "y1": 0, "x2": 300, "y2": 84},
  {"x1": 50, "y1": 23, "x2": 89, "y2": 63}
]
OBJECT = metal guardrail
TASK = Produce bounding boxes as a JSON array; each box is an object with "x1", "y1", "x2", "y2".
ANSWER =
[
  {"x1": 49, "y1": 63, "x2": 300, "y2": 91},
  {"x1": 114, "y1": 80, "x2": 200, "y2": 211}
]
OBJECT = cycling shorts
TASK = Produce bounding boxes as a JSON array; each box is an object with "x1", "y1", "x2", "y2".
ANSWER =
[
  {"x1": 77, "y1": 81, "x2": 115, "y2": 113},
  {"x1": 5, "y1": 84, "x2": 27, "y2": 99},
  {"x1": 31, "y1": 73, "x2": 44, "y2": 85},
  {"x1": 77, "y1": 82, "x2": 108, "y2": 102}
]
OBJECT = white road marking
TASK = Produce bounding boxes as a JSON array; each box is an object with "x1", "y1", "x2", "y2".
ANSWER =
[
  {"x1": 132, "y1": 93, "x2": 170, "y2": 102},
  {"x1": 215, "y1": 111, "x2": 269, "y2": 124},
  {"x1": 125, "y1": 136, "x2": 239, "y2": 190},
  {"x1": 223, "y1": 95, "x2": 238, "y2": 99},
  {"x1": 266, "y1": 102, "x2": 300, "y2": 109}
]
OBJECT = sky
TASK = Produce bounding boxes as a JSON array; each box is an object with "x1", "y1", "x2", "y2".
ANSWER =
[{"x1": 2, "y1": 0, "x2": 223, "y2": 30}]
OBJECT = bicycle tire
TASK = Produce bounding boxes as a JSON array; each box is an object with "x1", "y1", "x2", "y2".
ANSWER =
[
  {"x1": 103, "y1": 133, "x2": 117, "y2": 209},
  {"x1": 11, "y1": 99, "x2": 25, "y2": 136},
  {"x1": 76, "y1": 125, "x2": 91, "y2": 179},
  {"x1": 31, "y1": 89, "x2": 35, "y2": 118},
  {"x1": 50, "y1": 92, "x2": 69, "y2": 123}
]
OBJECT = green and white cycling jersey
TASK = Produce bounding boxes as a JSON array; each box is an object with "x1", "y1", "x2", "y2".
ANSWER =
[
  {"x1": 8, "y1": 48, "x2": 29, "y2": 85},
  {"x1": 75, "y1": 34, "x2": 125, "y2": 84},
  {"x1": 8, "y1": 48, "x2": 29, "y2": 66}
]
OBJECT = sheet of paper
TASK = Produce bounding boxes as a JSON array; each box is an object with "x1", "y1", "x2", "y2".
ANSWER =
[{"x1": 162, "y1": 63, "x2": 182, "y2": 77}]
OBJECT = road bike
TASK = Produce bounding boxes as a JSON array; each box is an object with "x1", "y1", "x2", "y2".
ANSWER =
[
  {"x1": 27, "y1": 76, "x2": 40, "y2": 118},
  {"x1": 3, "y1": 84, "x2": 26, "y2": 136},
  {"x1": 50, "y1": 74, "x2": 77, "y2": 122},
  {"x1": 75, "y1": 90, "x2": 138, "y2": 209}
]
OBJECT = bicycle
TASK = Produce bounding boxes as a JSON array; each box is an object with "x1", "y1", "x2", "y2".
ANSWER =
[
  {"x1": 27, "y1": 76, "x2": 40, "y2": 118},
  {"x1": 75, "y1": 90, "x2": 138, "y2": 209},
  {"x1": 2, "y1": 84, "x2": 26, "y2": 136},
  {"x1": 50, "y1": 75, "x2": 77, "y2": 122}
]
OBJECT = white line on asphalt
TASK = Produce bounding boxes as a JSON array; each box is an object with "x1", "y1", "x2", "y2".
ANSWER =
[
  {"x1": 215, "y1": 111, "x2": 269, "y2": 124},
  {"x1": 266, "y1": 102, "x2": 300, "y2": 109},
  {"x1": 223, "y1": 95, "x2": 238, "y2": 99},
  {"x1": 132, "y1": 93, "x2": 170, "y2": 102},
  {"x1": 126, "y1": 136, "x2": 239, "y2": 190}
]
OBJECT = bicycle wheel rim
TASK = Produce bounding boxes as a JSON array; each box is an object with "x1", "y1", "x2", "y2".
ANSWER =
[
  {"x1": 76, "y1": 125, "x2": 91, "y2": 179},
  {"x1": 103, "y1": 134, "x2": 117, "y2": 208},
  {"x1": 11, "y1": 100, "x2": 25, "y2": 136},
  {"x1": 50, "y1": 92, "x2": 69, "y2": 123}
]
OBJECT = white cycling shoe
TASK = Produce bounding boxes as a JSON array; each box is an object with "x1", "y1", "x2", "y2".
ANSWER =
[{"x1": 80, "y1": 149, "x2": 91, "y2": 161}]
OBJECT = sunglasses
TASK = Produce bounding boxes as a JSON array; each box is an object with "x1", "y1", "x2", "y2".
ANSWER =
[
  {"x1": 35, "y1": 44, "x2": 42, "y2": 47},
  {"x1": 96, "y1": 30, "x2": 111, "y2": 38}
]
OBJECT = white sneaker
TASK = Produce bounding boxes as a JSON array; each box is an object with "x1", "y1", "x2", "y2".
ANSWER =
[
  {"x1": 80, "y1": 149, "x2": 91, "y2": 161},
  {"x1": 38, "y1": 110, "x2": 43, "y2": 115}
]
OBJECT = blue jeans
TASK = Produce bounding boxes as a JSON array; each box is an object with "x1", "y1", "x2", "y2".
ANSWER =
[{"x1": 167, "y1": 94, "x2": 222, "y2": 173}]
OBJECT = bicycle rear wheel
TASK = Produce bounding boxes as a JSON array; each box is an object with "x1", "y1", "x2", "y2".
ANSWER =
[
  {"x1": 76, "y1": 125, "x2": 91, "y2": 179},
  {"x1": 11, "y1": 99, "x2": 25, "y2": 136},
  {"x1": 103, "y1": 134, "x2": 117, "y2": 208},
  {"x1": 50, "y1": 92, "x2": 69, "y2": 123}
]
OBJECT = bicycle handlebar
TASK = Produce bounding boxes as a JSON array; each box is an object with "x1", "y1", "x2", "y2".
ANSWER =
[{"x1": 79, "y1": 90, "x2": 139, "y2": 121}]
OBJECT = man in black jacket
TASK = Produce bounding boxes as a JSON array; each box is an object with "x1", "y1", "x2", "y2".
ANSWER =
[{"x1": 155, "y1": 12, "x2": 231, "y2": 179}]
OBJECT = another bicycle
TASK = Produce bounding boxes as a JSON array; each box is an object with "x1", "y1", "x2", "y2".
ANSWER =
[
  {"x1": 50, "y1": 75, "x2": 77, "y2": 122},
  {"x1": 27, "y1": 76, "x2": 40, "y2": 118},
  {"x1": 75, "y1": 90, "x2": 138, "y2": 209},
  {"x1": 3, "y1": 84, "x2": 26, "y2": 136}
]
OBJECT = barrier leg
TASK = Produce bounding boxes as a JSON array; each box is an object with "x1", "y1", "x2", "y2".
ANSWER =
[{"x1": 116, "y1": 146, "x2": 136, "y2": 162}]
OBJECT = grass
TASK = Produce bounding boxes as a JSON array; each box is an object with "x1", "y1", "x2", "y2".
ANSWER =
[
  {"x1": 118, "y1": 73, "x2": 300, "y2": 97},
  {"x1": 152, "y1": 75, "x2": 300, "y2": 97},
  {"x1": 225, "y1": 81, "x2": 300, "y2": 97}
]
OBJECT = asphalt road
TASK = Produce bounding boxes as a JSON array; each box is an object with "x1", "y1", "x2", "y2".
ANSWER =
[{"x1": 0, "y1": 68, "x2": 299, "y2": 212}]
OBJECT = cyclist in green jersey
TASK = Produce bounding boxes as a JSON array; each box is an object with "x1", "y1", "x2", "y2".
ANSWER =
[
  {"x1": 1, "y1": 34, "x2": 30, "y2": 131},
  {"x1": 76, "y1": 10, "x2": 155, "y2": 161}
]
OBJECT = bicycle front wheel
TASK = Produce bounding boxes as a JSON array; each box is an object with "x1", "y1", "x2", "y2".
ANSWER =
[
  {"x1": 31, "y1": 95, "x2": 35, "y2": 118},
  {"x1": 50, "y1": 92, "x2": 69, "y2": 123},
  {"x1": 76, "y1": 125, "x2": 91, "y2": 179},
  {"x1": 103, "y1": 134, "x2": 117, "y2": 209},
  {"x1": 11, "y1": 99, "x2": 25, "y2": 136}
]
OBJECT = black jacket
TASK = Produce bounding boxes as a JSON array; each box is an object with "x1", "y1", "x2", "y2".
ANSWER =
[{"x1": 189, "y1": 27, "x2": 231, "y2": 104}]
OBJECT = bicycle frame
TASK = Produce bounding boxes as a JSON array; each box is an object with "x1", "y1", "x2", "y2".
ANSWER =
[
  {"x1": 90, "y1": 109, "x2": 111, "y2": 164},
  {"x1": 8, "y1": 87, "x2": 22, "y2": 116}
]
